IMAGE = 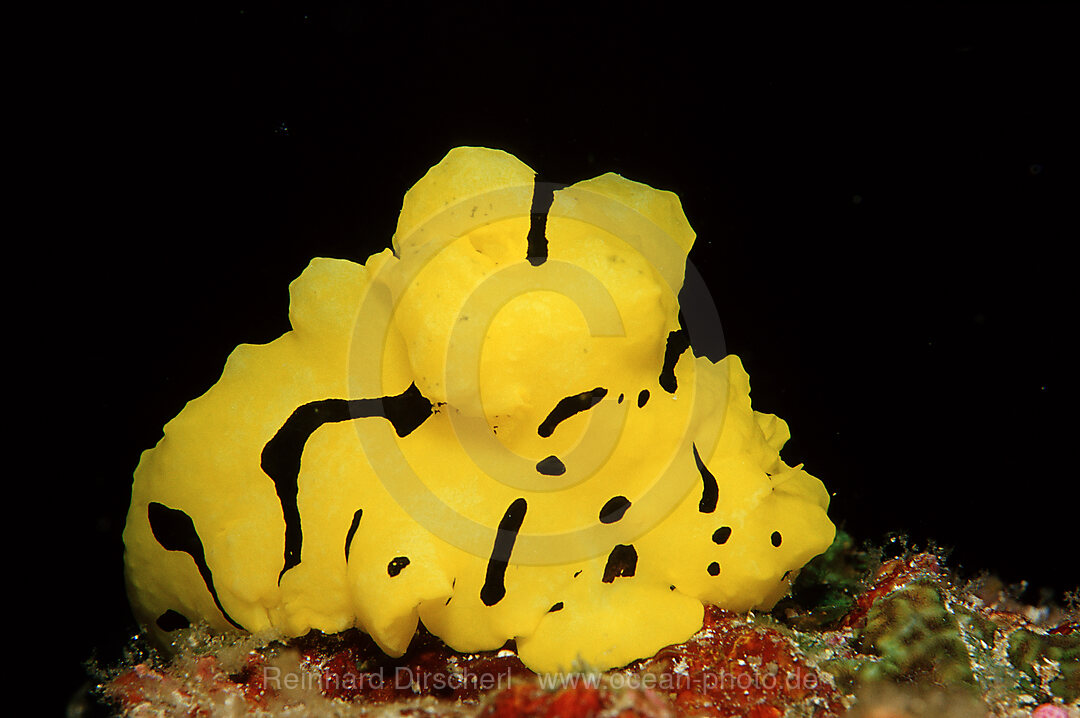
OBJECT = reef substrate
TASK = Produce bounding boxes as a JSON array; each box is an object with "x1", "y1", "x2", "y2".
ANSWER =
[{"x1": 99, "y1": 532, "x2": 1078, "y2": 717}]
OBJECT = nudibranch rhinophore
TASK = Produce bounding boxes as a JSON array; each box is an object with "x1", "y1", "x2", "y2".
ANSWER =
[{"x1": 124, "y1": 147, "x2": 835, "y2": 673}]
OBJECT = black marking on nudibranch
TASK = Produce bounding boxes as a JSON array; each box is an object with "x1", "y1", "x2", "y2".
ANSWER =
[
  {"x1": 536, "y1": 455, "x2": 566, "y2": 476},
  {"x1": 598, "y1": 496, "x2": 631, "y2": 524},
  {"x1": 526, "y1": 179, "x2": 560, "y2": 266},
  {"x1": 771, "y1": 531, "x2": 783, "y2": 547},
  {"x1": 388, "y1": 556, "x2": 410, "y2": 577},
  {"x1": 707, "y1": 561, "x2": 721, "y2": 576},
  {"x1": 549, "y1": 602, "x2": 564, "y2": 612},
  {"x1": 156, "y1": 609, "x2": 190, "y2": 632},
  {"x1": 262, "y1": 382, "x2": 434, "y2": 584},
  {"x1": 659, "y1": 329, "x2": 690, "y2": 393},
  {"x1": 602, "y1": 544, "x2": 638, "y2": 583},
  {"x1": 538, "y1": 387, "x2": 608, "y2": 437},
  {"x1": 637, "y1": 389, "x2": 650, "y2": 407},
  {"x1": 712, "y1": 526, "x2": 731, "y2": 544},
  {"x1": 147, "y1": 502, "x2": 244, "y2": 630},
  {"x1": 692, "y1": 443, "x2": 718, "y2": 513},
  {"x1": 481, "y1": 498, "x2": 528, "y2": 606},
  {"x1": 344, "y1": 509, "x2": 363, "y2": 562}
]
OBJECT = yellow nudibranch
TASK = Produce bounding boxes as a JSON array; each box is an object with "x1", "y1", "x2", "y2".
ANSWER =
[{"x1": 124, "y1": 147, "x2": 835, "y2": 673}]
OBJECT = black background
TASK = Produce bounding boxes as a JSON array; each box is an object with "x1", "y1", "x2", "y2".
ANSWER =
[{"x1": 54, "y1": 3, "x2": 1074, "y2": 713}]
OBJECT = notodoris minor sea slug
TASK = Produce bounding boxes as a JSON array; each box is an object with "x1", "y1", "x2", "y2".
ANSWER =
[{"x1": 123, "y1": 147, "x2": 835, "y2": 673}]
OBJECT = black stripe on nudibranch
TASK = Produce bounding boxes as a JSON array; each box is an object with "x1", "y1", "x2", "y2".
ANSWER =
[
  {"x1": 156, "y1": 609, "x2": 190, "y2": 632},
  {"x1": 692, "y1": 443, "x2": 718, "y2": 513},
  {"x1": 262, "y1": 382, "x2": 434, "y2": 584},
  {"x1": 388, "y1": 556, "x2": 410, "y2": 577},
  {"x1": 480, "y1": 498, "x2": 528, "y2": 606},
  {"x1": 538, "y1": 387, "x2": 608, "y2": 437},
  {"x1": 659, "y1": 328, "x2": 690, "y2": 394},
  {"x1": 536, "y1": 455, "x2": 566, "y2": 476},
  {"x1": 344, "y1": 509, "x2": 363, "y2": 562},
  {"x1": 598, "y1": 496, "x2": 631, "y2": 524},
  {"x1": 147, "y1": 502, "x2": 244, "y2": 630},
  {"x1": 526, "y1": 179, "x2": 561, "y2": 266},
  {"x1": 602, "y1": 544, "x2": 638, "y2": 582}
]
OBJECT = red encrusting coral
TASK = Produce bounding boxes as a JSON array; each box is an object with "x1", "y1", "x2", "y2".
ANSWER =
[
  {"x1": 479, "y1": 683, "x2": 606, "y2": 718},
  {"x1": 644, "y1": 607, "x2": 844, "y2": 717}
]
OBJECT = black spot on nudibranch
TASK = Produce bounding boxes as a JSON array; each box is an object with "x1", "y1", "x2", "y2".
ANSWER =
[
  {"x1": 618, "y1": 393, "x2": 624, "y2": 403},
  {"x1": 771, "y1": 531, "x2": 783, "y2": 547},
  {"x1": 538, "y1": 387, "x2": 608, "y2": 437},
  {"x1": 598, "y1": 496, "x2": 631, "y2": 524},
  {"x1": 602, "y1": 544, "x2": 638, "y2": 583},
  {"x1": 536, "y1": 455, "x2": 566, "y2": 476},
  {"x1": 692, "y1": 443, "x2": 718, "y2": 513},
  {"x1": 659, "y1": 329, "x2": 690, "y2": 393},
  {"x1": 147, "y1": 502, "x2": 244, "y2": 630},
  {"x1": 262, "y1": 382, "x2": 434, "y2": 584},
  {"x1": 156, "y1": 609, "x2": 190, "y2": 632},
  {"x1": 707, "y1": 562, "x2": 721, "y2": 576},
  {"x1": 712, "y1": 526, "x2": 732, "y2": 544},
  {"x1": 480, "y1": 498, "x2": 527, "y2": 606},
  {"x1": 344, "y1": 509, "x2": 363, "y2": 562},
  {"x1": 637, "y1": 389, "x2": 650, "y2": 407},
  {"x1": 549, "y1": 602, "x2": 564, "y2": 612},
  {"x1": 526, "y1": 178, "x2": 562, "y2": 266},
  {"x1": 388, "y1": 556, "x2": 410, "y2": 576}
]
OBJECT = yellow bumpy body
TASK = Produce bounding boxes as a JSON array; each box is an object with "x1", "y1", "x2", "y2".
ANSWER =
[{"x1": 124, "y1": 147, "x2": 835, "y2": 673}]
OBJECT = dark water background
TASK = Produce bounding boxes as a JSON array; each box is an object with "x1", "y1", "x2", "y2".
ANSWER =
[{"x1": 49, "y1": 4, "x2": 1073, "y2": 714}]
